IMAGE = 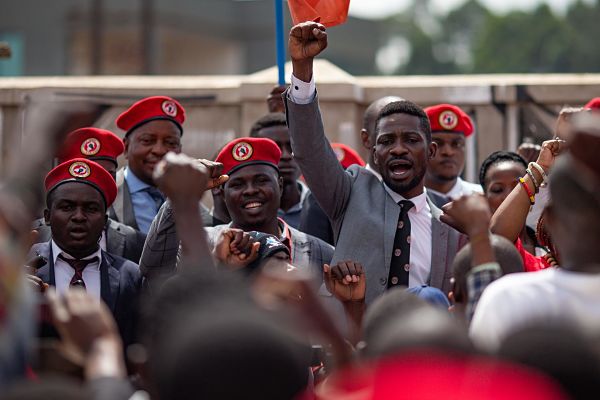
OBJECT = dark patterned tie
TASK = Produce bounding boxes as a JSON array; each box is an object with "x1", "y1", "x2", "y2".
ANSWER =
[
  {"x1": 58, "y1": 254, "x2": 99, "y2": 289},
  {"x1": 388, "y1": 200, "x2": 414, "y2": 288},
  {"x1": 145, "y1": 186, "x2": 165, "y2": 210}
]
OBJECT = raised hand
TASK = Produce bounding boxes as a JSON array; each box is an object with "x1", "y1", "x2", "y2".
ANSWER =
[
  {"x1": 47, "y1": 289, "x2": 121, "y2": 362},
  {"x1": 323, "y1": 261, "x2": 366, "y2": 303},
  {"x1": 289, "y1": 22, "x2": 327, "y2": 82},
  {"x1": 153, "y1": 152, "x2": 228, "y2": 202},
  {"x1": 213, "y1": 228, "x2": 260, "y2": 270},
  {"x1": 536, "y1": 138, "x2": 565, "y2": 172},
  {"x1": 441, "y1": 194, "x2": 491, "y2": 237}
]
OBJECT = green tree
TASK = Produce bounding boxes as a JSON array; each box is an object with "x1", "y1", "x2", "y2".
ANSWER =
[{"x1": 471, "y1": 5, "x2": 575, "y2": 73}]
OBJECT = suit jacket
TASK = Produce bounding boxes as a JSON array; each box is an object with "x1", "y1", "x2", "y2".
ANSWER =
[
  {"x1": 32, "y1": 218, "x2": 146, "y2": 265},
  {"x1": 138, "y1": 199, "x2": 215, "y2": 287},
  {"x1": 299, "y1": 192, "x2": 335, "y2": 246},
  {"x1": 109, "y1": 169, "x2": 139, "y2": 231},
  {"x1": 30, "y1": 242, "x2": 142, "y2": 346},
  {"x1": 285, "y1": 93, "x2": 466, "y2": 303}
]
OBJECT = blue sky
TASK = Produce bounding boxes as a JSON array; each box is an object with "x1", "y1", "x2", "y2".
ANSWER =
[{"x1": 349, "y1": 0, "x2": 589, "y2": 19}]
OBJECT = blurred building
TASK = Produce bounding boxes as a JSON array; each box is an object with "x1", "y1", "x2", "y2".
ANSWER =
[{"x1": 0, "y1": 0, "x2": 382, "y2": 77}]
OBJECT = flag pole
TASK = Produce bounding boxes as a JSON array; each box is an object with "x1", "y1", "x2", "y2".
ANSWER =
[{"x1": 274, "y1": 0, "x2": 286, "y2": 85}]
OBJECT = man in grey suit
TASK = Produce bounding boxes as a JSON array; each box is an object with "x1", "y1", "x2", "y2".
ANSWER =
[{"x1": 285, "y1": 22, "x2": 465, "y2": 303}]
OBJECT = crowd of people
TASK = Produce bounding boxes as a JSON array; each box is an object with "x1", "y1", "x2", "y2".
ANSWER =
[{"x1": 1, "y1": 22, "x2": 600, "y2": 399}]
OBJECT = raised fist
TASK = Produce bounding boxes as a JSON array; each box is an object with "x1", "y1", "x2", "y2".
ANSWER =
[{"x1": 289, "y1": 22, "x2": 328, "y2": 62}]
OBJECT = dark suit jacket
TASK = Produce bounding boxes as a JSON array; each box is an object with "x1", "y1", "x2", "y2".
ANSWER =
[
  {"x1": 32, "y1": 218, "x2": 146, "y2": 265},
  {"x1": 30, "y1": 242, "x2": 142, "y2": 346},
  {"x1": 285, "y1": 92, "x2": 466, "y2": 302},
  {"x1": 299, "y1": 192, "x2": 335, "y2": 246}
]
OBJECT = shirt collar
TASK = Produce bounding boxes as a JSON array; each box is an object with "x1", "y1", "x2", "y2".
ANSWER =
[
  {"x1": 382, "y1": 184, "x2": 429, "y2": 213},
  {"x1": 427, "y1": 178, "x2": 463, "y2": 200},
  {"x1": 124, "y1": 166, "x2": 152, "y2": 194},
  {"x1": 51, "y1": 240, "x2": 102, "y2": 265}
]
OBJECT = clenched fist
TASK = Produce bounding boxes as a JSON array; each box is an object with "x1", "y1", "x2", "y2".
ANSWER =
[{"x1": 289, "y1": 22, "x2": 328, "y2": 82}]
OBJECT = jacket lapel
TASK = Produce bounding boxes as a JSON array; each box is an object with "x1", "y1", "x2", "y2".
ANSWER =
[
  {"x1": 428, "y1": 198, "x2": 449, "y2": 289},
  {"x1": 112, "y1": 169, "x2": 138, "y2": 230},
  {"x1": 288, "y1": 226, "x2": 310, "y2": 268},
  {"x1": 31, "y1": 242, "x2": 54, "y2": 286},
  {"x1": 106, "y1": 220, "x2": 125, "y2": 257},
  {"x1": 100, "y1": 251, "x2": 119, "y2": 312},
  {"x1": 383, "y1": 194, "x2": 400, "y2": 278}
]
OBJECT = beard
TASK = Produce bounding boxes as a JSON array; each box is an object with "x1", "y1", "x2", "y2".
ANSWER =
[{"x1": 382, "y1": 163, "x2": 427, "y2": 197}]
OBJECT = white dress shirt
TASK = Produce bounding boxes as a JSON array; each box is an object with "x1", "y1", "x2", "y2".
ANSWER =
[
  {"x1": 51, "y1": 240, "x2": 102, "y2": 299},
  {"x1": 289, "y1": 74, "x2": 316, "y2": 104},
  {"x1": 428, "y1": 177, "x2": 483, "y2": 201},
  {"x1": 381, "y1": 186, "x2": 433, "y2": 288}
]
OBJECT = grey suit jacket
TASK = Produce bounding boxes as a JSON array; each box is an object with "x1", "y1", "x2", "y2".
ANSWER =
[
  {"x1": 285, "y1": 93, "x2": 465, "y2": 303},
  {"x1": 109, "y1": 168, "x2": 138, "y2": 231},
  {"x1": 32, "y1": 218, "x2": 146, "y2": 265}
]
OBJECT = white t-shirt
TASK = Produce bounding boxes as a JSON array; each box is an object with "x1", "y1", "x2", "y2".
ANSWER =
[{"x1": 470, "y1": 268, "x2": 600, "y2": 352}]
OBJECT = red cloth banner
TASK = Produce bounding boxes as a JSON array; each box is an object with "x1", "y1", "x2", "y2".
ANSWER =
[{"x1": 287, "y1": 0, "x2": 351, "y2": 28}]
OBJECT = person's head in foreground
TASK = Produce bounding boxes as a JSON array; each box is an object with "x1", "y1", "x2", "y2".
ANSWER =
[{"x1": 451, "y1": 234, "x2": 524, "y2": 320}]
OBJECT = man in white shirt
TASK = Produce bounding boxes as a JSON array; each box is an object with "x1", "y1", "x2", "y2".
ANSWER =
[
  {"x1": 470, "y1": 115, "x2": 600, "y2": 353},
  {"x1": 284, "y1": 22, "x2": 465, "y2": 302},
  {"x1": 424, "y1": 104, "x2": 482, "y2": 208}
]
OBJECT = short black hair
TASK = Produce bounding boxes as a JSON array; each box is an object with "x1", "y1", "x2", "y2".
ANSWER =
[
  {"x1": 374, "y1": 100, "x2": 432, "y2": 142},
  {"x1": 452, "y1": 234, "x2": 524, "y2": 304},
  {"x1": 249, "y1": 113, "x2": 287, "y2": 137},
  {"x1": 479, "y1": 151, "x2": 527, "y2": 188}
]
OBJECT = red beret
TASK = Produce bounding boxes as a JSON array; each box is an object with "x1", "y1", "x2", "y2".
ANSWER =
[
  {"x1": 425, "y1": 104, "x2": 474, "y2": 137},
  {"x1": 116, "y1": 96, "x2": 185, "y2": 137},
  {"x1": 57, "y1": 127, "x2": 124, "y2": 165},
  {"x1": 584, "y1": 97, "x2": 600, "y2": 110},
  {"x1": 45, "y1": 158, "x2": 118, "y2": 207},
  {"x1": 215, "y1": 137, "x2": 281, "y2": 176},
  {"x1": 331, "y1": 143, "x2": 365, "y2": 169}
]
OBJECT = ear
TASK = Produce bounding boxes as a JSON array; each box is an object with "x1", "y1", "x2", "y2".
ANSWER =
[
  {"x1": 360, "y1": 129, "x2": 371, "y2": 150},
  {"x1": 428, "y1": 140, "x2": 438, "y2": 160},
  {"x1": 278, "y1": 176, "x2": 284, "y2": 192},
  {"x1": 123, "y1": 137, "x2": 130, "y2": 160},
  {"x1": 43, "y1": 208, "x2": 50, "y2": 226}
]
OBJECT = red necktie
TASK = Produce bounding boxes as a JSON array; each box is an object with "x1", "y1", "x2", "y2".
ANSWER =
[{"x1": 58, "y1": 254, "x2": 99, "y2": 290}]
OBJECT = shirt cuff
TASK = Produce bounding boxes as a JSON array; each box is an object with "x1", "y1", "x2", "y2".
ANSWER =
[{"x1": 288, "y1": 74, "x2": 316, "y2": 104}]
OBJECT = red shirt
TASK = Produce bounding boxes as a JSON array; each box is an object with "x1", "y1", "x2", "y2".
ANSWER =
[{"x1": 515, "y1": 238, "x2": 551, "y2": 272}]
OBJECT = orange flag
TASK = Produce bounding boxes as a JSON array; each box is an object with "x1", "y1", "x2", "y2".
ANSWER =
[{"x1": 287, "y1": 0, "x2": 351, "y2": 28}]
